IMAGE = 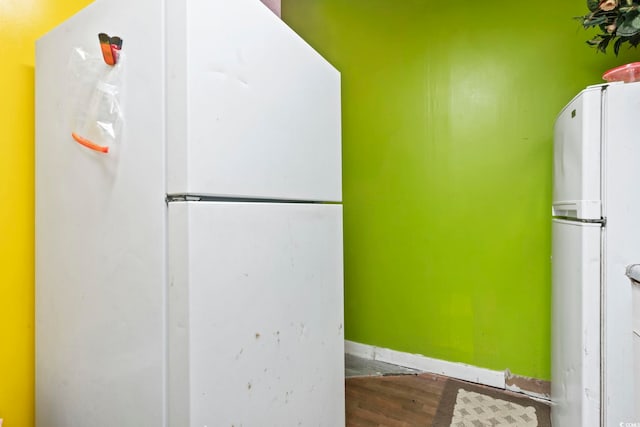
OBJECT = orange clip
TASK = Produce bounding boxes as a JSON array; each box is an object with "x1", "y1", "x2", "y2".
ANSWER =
[
  {"x1": 71, "y1": 132, "x2": 109, "y2": 153},
  {"x1": 98, "y1": 33, "x2": 123, "y2": 66},
  {"x1": 98, "y1": 33, "x2": 116, "y2": 66}
]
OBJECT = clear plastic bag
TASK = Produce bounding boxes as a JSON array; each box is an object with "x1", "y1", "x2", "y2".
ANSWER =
[{"x1": 68, "y1": 46, "x2": 124, "y2": 153}]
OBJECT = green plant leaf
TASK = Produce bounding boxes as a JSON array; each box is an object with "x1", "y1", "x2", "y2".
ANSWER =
[
  {"x1": 629, "y1": 32, "x2": 640, "y2": 46},
  {"x1": 616, "y1": 10, "x2": 640, "y2": 35},
  {"x1": 587, "y1": 34, "x2": 613, "y2": 52},
  {"x1": 587, "y1": 0, "x2": 600, "y2": 11},
  {"x1": 584, "y1": 15, "x2": 609, "y2": 27},
  {"x1": 614, "y1": 36, "x2": 625, "y2": 54},
  {"x1": 580, "y1": 1, "x2": 640, "y2": 53}
]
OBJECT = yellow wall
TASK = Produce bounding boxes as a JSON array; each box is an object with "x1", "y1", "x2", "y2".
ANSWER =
[{"x1": 0, "y1": 1, "x2": 92, "y2": 425}]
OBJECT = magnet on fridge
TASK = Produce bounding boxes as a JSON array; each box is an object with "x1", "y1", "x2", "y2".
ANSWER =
[
  {"x1": 98, "y1": 33, "x2": 123, "y2": 66},
  {"x1": 71, "y1": 132, "x2": 109, "y2": 153}
]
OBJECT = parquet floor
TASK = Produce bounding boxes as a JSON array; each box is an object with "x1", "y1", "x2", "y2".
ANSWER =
[{"x1": 346, "y1": 372, "x2": 448, "y2": 426}]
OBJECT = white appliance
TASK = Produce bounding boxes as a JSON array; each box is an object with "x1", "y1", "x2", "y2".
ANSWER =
[
  {"x1": 35, "y1": 0, "x2": 345, "y2": 426},
  {"x1": 626, "y1": 265, "x2": 640, "y2": 421},
  {"x1": 552, "y1": 82, "x2": 640, "y2": 426}
]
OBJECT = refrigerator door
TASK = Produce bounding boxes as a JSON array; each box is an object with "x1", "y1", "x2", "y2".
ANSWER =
[
  {"x1": 551, "y1": 219, "x2": 601, "y2": 427},
  {"x1": 166, "y1": 0, "x2": 341, "y2": 202},
  {"x1": 552, "y1": 86, "x2": 602, "y2": 220},
  {"x1": 35, "y1": 0, "x2": 166, "y2": 425},
  {"x1": 168, "y1": 201, "x2": 345, "y2": 426},
  {"x1": 628, "y1": 270, "x2": 640, "y2": 418},
  {"x1": 599, "y1": 82, "x2": 640, "y2": 426},
  {"x1": 633, "y1": 280, "x2": 640, "y2": 420}
]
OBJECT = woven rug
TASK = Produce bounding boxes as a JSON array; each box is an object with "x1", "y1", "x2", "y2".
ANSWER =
[{"x1": 432, "y1": 379, "x2": 551, "y2": 427}]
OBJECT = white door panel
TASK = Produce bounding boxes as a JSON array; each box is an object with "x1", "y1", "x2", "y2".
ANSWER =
[
  {"x1": 168, "y1": 202, "x2": 345, "y2": 426},
  {"x1": 551, "y1": 219, "x2": 601, "y2": 427}
]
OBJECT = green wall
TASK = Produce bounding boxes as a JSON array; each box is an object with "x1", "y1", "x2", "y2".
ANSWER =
[{"x1": 283, "y1": 0, "x2": 635, "y2": 380}]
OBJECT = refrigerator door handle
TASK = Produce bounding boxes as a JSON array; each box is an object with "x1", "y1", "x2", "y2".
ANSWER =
[
  {"x1": 625, "y1": 264, "x2": 640, "y2": 284},
  {"x1": 552, "y1": 200, "x2": 601, "y2": 220}
]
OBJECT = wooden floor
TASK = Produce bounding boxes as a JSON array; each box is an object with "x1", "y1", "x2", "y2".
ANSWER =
[
  {"x1": 343, "y1": 355, "x2": 551, "y2": 426},
  {"x1": 345, "y1": 373, "x2": 448, "y2": 426}
]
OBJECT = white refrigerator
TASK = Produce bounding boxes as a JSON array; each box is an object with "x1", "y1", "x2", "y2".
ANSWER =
[
  {"x1": 35, "y1": 0, "x2": 345, "y2": 426},
  {"x1": 552, "y1": 82, "x2": 640, "y2": 426}
]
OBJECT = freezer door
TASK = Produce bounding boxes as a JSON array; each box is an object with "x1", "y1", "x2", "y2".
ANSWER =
[
  {"x1": 168, "y1": 202, "x2": 345, "y2": 426},
  {"x1": 552, "y1": 87, "x2": 602, "y2": 220},
  {"x1": 166, "y1": 0, "x2": 341, "y2": 202},
  {"x1": 551, "y1": 219, "x2": 601, "y2": 427}
]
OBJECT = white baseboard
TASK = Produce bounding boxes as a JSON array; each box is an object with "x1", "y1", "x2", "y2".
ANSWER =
[
  {"x1": 345, "y1": 340, "x2": 505, "y2": 388},
  {"x1": 346, "y1": 340, "x2": 553, "y2": 401}
]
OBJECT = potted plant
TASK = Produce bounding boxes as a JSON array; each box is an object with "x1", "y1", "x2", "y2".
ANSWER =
[{"x1": 581, "y1": 0, "x2": 640, "y2": 54}]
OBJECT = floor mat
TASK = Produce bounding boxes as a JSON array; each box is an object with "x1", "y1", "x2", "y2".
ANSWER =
[{"x1": 432, "y1": 378, "x2": 551, "y2": 427}]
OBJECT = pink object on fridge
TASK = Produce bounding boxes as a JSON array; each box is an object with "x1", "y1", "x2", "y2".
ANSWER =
[{"x1": 602, "y1": 62, "x2": 640, "y2": 83}]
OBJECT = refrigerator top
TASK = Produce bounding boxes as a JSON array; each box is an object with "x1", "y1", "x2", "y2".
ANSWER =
[
  {"x1": 554, "y1": 81, "x2": 628, "y2": 121},
  {"x1": 555, "y1": 85, "x2": 602, "y2": 122}
]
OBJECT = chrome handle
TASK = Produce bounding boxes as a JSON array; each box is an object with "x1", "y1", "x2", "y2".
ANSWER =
[{"x1": 625, "y1": 264, "x2": 640, "y2": 284}]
